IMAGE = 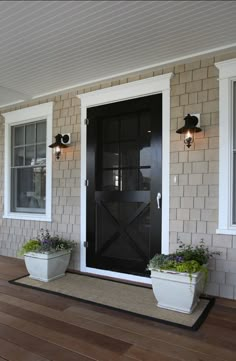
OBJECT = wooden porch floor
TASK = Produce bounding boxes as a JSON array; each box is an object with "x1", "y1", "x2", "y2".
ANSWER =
[{"x1": 0, "y1": 256, "x2": 235, "y2": 361}]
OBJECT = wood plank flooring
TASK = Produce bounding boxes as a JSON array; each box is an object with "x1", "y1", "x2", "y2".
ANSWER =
[{"x1": 0, "y1": 256, "x2": 235, "y2": 361}]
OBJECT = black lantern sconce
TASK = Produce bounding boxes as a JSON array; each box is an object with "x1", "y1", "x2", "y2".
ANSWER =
[
  {"x1": 49, "y1": 133, "x2": 71, "y2": 159},
  {"x1": 176, "y1": 114, "x2": 202, "y2": 148}
]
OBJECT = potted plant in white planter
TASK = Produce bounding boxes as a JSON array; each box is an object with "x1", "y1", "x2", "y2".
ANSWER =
[
  {"x1": 19, "y1": 229, "x2": 75, "y2": 282},
  {"x1": 147, "y1": 241, "x2": 218, "y2": 314}
]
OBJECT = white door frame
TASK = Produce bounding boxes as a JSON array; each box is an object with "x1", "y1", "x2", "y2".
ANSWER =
[{"x1": 78, "y1": 73, "x2": 173, "y2": 284}]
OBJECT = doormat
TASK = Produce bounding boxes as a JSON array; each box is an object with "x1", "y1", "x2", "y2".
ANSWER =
[{"x1": 9, "y1": 272, "x2": 215, "y2": 331}]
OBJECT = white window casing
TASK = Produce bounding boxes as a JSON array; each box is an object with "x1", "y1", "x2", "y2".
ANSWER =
[
  {"x1": 215, "y1": 59, "x2": 236, "y2": 234},
  {"x1": 2, "y1": 102, "x2": 53, "y2": 221}
]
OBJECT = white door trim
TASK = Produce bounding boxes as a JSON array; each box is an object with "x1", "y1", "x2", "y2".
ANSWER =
[{"x1": 78, "y1": 73, "x2": 173, "y2": 284}]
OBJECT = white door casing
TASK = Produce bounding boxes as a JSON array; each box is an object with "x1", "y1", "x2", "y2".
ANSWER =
[{"x1": 78, "y1": 73, "x2": 173, "y2": 284}]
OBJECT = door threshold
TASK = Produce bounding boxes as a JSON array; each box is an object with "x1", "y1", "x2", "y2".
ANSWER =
[{"x1": 81, "y1": 267, "x2": 152, "y2": 286}]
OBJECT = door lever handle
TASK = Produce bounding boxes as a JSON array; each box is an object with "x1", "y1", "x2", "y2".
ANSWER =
[{"x1": 157, "y1": 192, "x2": 161, "y2": 209}]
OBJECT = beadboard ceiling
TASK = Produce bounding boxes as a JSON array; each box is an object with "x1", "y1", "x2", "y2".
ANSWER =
[{"x1": 0, "y1": 0, "x2": 236, "y2": 108}]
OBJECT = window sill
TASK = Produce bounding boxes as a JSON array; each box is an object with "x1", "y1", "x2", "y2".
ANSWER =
[
  {"x1": 216, "y1": 228, "x2": 236, "y2": 235},
  {"x1": 3, "y1": 213, "x2": 51, "y2": 222}
]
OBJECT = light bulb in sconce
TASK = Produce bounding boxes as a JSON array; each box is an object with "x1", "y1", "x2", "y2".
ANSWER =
[
  {"x1": 184, "y1": 130, "x2": 193, "y2": 148},
  {"x1": 55, "y1": 145, "x2": 61, "y2": 159}
]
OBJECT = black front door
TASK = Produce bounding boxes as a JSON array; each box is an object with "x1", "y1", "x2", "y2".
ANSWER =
[{"x1": 86, "y1": 94, "x2": 162, "y2": 276}]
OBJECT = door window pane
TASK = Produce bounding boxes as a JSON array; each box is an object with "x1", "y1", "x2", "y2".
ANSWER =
[
  {"x1": 120, "y1": 142, "x2": 138, "y2": 168},
  {"x1": 140, "y1": 144, "x2": 151, "y2": 167},
  {"x1": 139, "y1": 168, "x2": 151, "y2": 190},
  {"x1": 102, "y1": 170, "x2": 119, "y2": 191},
  {"x1": 120, "y1": 114, "x2": 138, "y2": 140},
  {"x1": 103, "y1": 143, "x2": 119, "y2": 168},
  {"x1": 120, "y1": 169, "x2": 138, "y2": 191},
  {"x1": 103, "y1": 117, "x2": 119, "y2": 142},
  {"x1": 140, "y1": 111, "x2": 151, "y2": 135}
]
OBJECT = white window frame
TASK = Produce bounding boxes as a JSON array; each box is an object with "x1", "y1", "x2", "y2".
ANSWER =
[
  {"x1": 215, "y1": 59, "x2": 236, "y2": 234},
  {"x1": 78, "y1": 73, "x2": 173, "y2": 284},
  {"x1": 2, "y1": 102, "x2": 53, "y2": 221}
]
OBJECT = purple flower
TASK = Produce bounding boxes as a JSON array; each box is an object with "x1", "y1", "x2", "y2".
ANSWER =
[{"x1": 175, "y1": 256, "x2": 183, "y2": 262}]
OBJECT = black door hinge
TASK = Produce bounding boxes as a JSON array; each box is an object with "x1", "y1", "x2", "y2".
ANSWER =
[
  {"x1": 84, "y1": 118, "x2": 89, "y2": 125},
  {"x1": 85, "y1": 179, "x2": 89, "y2": 187},
  {"x1": 83, "y1": 241, "x2": 88, "y2": 248}
]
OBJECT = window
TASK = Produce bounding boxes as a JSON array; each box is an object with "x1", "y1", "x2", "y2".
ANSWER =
[
  {"x1": 3, "y1": 103, "x2": 53, "y2": 221},
  {"x1": 11, "y1": 120, "x2": 46, "y2": 213},
  {"x1": 216, "y1": 59, "x2": 236, "y2": 234}
]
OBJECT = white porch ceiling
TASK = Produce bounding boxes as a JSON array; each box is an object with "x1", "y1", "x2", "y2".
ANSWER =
[{"x1": 0, "y1": 0, "x2": 236, "y2": 108}]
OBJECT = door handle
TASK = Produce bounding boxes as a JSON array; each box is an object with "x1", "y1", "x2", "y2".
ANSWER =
[{"x1": 157, "y1": 192, "x2": 161, "y2": 209}]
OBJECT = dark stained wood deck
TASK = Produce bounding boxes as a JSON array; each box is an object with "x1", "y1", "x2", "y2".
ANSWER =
[{"x1": 0, "y1": 255, "x2": 235, "y2": 361}]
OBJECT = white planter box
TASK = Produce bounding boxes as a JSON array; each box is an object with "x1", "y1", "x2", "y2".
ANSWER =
[
  {"x1": 24, "y1": 250, "x2": 71, "y2": 282},
  {"x1": 150, "y1": 269, "x2": 205, "y2": 314}
]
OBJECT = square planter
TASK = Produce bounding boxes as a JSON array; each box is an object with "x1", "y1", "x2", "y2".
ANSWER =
[
  {"x1": 150, "y1": 269, "x2": 205, "y2": 314},
  {"x1": 24, "y1": 250, "x2": 71, "y2": 282}
]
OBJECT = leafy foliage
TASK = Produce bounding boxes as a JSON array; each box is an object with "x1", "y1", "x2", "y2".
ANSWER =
[
  {"x1": 176, "y1": 240, "x2": 215, "y2": 265},
  {"x1": 19, "y1": 229, "x2": 75, "y2": 255},
  {"x1": 147, "y1": 240, "x2": 219, "y2": 281},
  {"x1": 19, "y1": 240, "x2": 41, "y2": 255}
]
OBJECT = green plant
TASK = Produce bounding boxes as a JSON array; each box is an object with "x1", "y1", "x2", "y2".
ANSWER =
[
  {"x1": 176, "y1": 240, "x2": 213, "y2": 265},
  {"x1": 18, "y1": 229, "x2": 75, "y2": 256},
  {"x1": 147, "y1": 240, "x2": 219, "y2": 283},
  {"x1": 19, "y1": 240, "x2": 41, "y2": 255}
]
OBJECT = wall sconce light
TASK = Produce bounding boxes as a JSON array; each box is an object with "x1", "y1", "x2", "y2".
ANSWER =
[
  {"x1": 49, "y1": 133, "x2": 71, "y2": 159},
  {"x1": 176, "y1": 114, "x2": 201, "y2": 148}
]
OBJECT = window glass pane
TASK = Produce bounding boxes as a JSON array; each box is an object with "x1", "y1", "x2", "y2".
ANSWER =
[
  {"x1": 25, "y1": 145, "x2": 35, "y2": 165},
  {"x1": 233, "y1": 153, "x2": 236, "y2": 224},
  {"x1": 234, "y1": 82, "x2": 236, "y2": 149},
  {"x1": 37, "y1": 121, "x2": 46, "y2": 143},
  {"x1": 14, "y1": 126, "x2": 24, "y2": 146},
  {"x1": 14, "y1": 147, "x2": 24, "y2": 166},
  {"x1": 26, "y1": 123, "x2": 35, "y2": 144},
  {"x1": 36, "y1": 144, "x2": 46, "y2": 165},
  {"x1": 11, "y1": 167, "x2": 46, "y2": 212},
  {"x1": 34, "y1": 167, "x2": 46, "y2": 208}
]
